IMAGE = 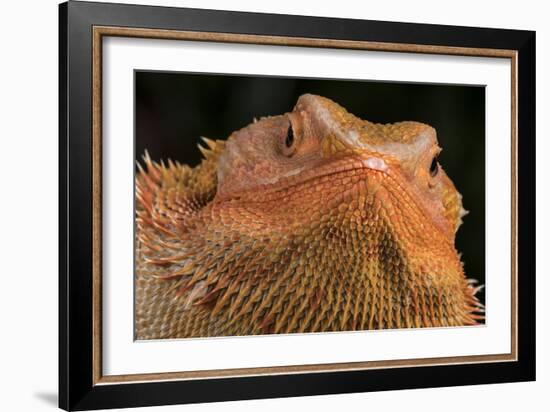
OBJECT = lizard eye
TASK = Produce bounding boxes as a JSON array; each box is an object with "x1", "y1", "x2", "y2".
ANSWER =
[
  {"x1": 281, "y1": 121, "x2": 298, "y2": 157},
  {"x1": 285, "y1": 124, "x2": 295, "y2": 148},
  {"x1": 429, "y1": 155, "x2": 439, "y2": 177}
]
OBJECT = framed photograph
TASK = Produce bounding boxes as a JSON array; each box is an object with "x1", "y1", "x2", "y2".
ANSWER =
[{"x1": 59, "y1": 1, "x2": 535, "y2": 410}]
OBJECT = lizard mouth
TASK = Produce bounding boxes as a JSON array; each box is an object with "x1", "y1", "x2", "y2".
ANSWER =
[{"x1": 251, "y1": 152, "x2": 393, "y2": 197}]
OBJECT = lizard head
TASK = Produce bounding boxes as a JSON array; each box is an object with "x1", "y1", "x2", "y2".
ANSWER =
[{"x1": 217, "y1": 94, "x2": 466, "y2": 240}]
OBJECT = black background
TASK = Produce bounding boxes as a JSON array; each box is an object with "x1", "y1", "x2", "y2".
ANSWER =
[{"x1": 135, "y1": 71, "x2": 486, "y2": 303}]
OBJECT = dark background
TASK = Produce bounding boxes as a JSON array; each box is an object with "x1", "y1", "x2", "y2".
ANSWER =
[{"x1": 135, "y1": 71, "x2": 485, "y2": 304}]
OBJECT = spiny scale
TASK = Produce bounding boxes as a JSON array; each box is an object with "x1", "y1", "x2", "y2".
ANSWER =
[{"x1": 135, "y1": 138, "x2": 483, "y2": 339}]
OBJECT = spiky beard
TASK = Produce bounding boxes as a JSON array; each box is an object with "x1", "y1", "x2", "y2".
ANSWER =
[{"x1": 135, "y1": 150, "x2": 483, "y2": 340}]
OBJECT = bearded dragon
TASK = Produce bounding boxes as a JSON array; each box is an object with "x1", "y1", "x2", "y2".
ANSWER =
[{"x1": 135, "y1": 94, "x2": 483, "y2": 340}]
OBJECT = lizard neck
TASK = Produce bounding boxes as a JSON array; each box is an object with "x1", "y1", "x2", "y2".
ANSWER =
[{"x1": 136, "y1": 166, "x2": 482, "y2": 338}]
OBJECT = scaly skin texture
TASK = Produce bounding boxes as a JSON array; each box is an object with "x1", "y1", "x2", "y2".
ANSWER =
[{"x1": 135, "y1": 94, "x2": 483, "y2": 339}]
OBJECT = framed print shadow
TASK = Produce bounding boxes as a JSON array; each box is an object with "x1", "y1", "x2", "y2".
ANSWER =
[{"x1": 59, "y1": 1, "x2": 536, "y2": 410}]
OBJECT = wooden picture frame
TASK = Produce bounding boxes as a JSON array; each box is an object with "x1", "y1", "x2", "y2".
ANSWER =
[{"x1": 59, "y1": 1, "x2": 535, "y2": 410}]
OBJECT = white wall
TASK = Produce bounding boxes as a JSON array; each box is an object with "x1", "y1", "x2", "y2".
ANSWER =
[{"x1": 0, "y1": 1, "x2": 546, "y2": 411}]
